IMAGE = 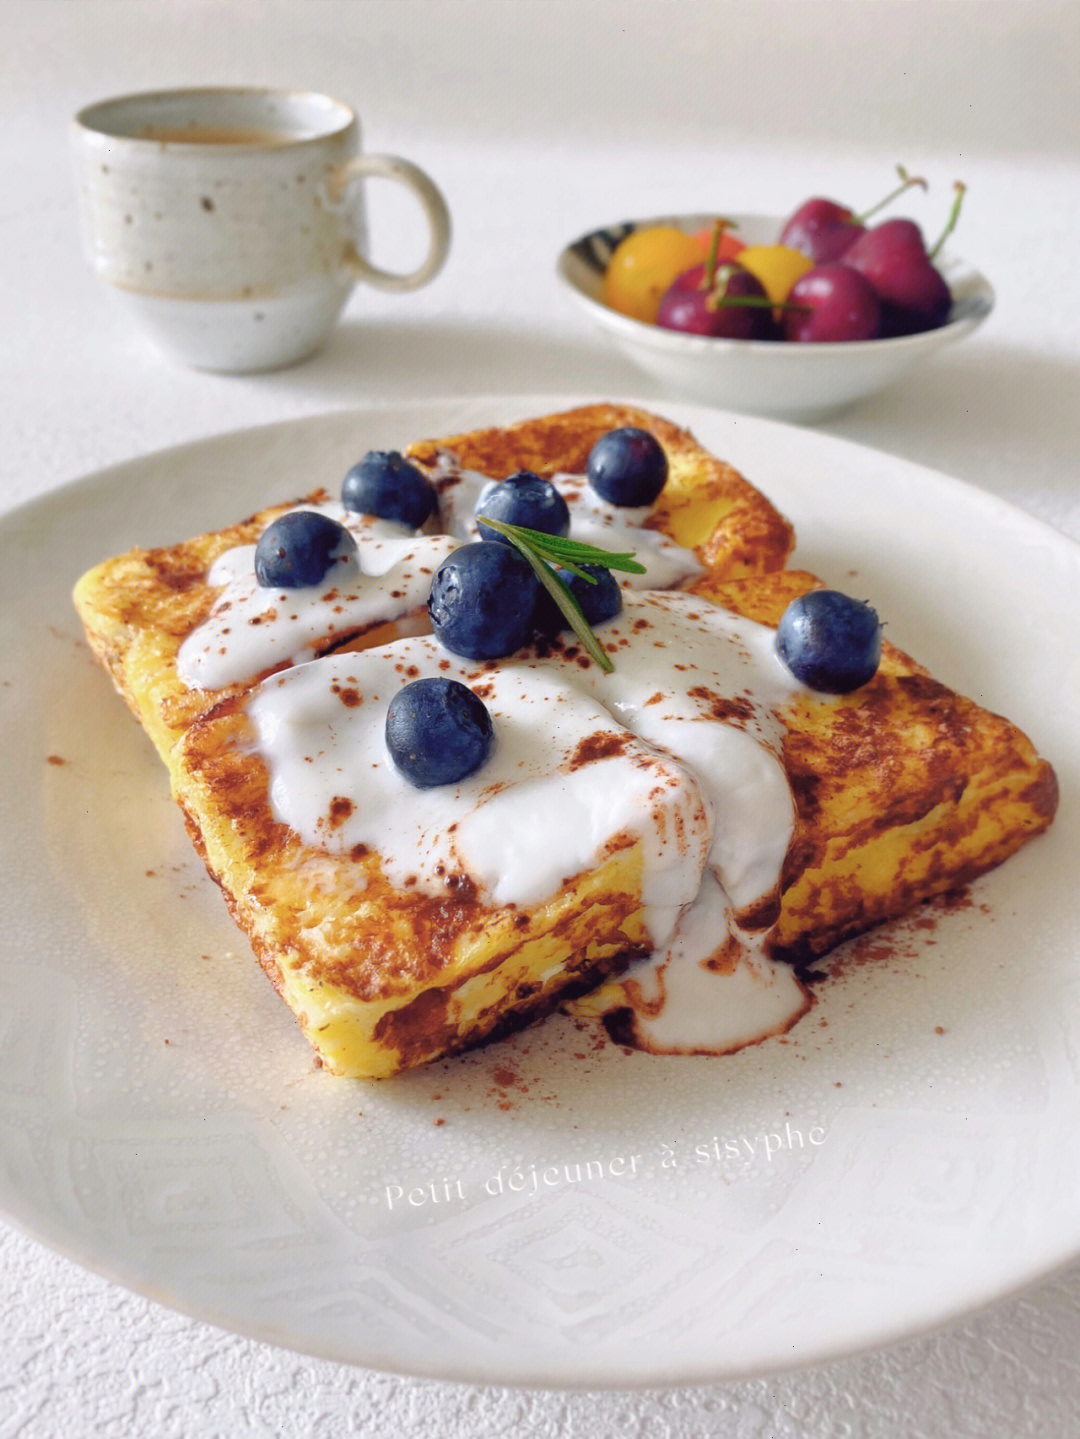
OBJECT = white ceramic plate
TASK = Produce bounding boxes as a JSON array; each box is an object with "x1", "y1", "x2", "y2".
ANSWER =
[
  {"x1": 1, "y1": 397, "x2": 1076, "y2": 1389},
  {"x1": 557, "y1": 214, "x2": 995, "y2": 423}
]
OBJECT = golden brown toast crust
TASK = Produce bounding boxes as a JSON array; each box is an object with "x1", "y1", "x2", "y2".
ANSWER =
[
  {"x1": 405, "y1": 403, "x2": 794, "y2": 581},
  {"x1": 175, "y1": 683, "x2": 660, "y2": 1076}
]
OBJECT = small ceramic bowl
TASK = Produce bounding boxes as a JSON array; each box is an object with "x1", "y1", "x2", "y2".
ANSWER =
[{"x1": 556, "y1": 213, "x2": 994, "y2": 423}]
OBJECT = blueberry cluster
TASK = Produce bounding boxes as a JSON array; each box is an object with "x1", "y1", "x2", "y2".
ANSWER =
[
  {"x1": 250, "y1": 433, "x2": 668, "y2": 788},
  {"x1": 427, "y1": 427, "x2": 665, "y2": 665},
  {"x1": 251, "y1": 432, "x2": 672, "y2": 788}
]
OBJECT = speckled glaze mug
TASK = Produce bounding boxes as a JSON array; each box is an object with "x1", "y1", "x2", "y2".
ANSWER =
[{"x1": 71, "y1": 88, "x2": 451, "y2": 372}]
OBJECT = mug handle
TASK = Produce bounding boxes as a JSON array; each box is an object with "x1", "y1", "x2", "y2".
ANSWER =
[{"x1": 322, "y1": 154, "x2": 451, "y2": 292}]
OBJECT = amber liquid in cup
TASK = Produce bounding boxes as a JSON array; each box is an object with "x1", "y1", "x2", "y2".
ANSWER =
[{"x1": 135, "y1": 125, "x2": 292, "y2": 146}]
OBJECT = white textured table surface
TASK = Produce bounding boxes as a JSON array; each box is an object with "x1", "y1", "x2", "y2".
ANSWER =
[{"x1": 3, "y1": 3, "x2": 1079, "y2": 1435}]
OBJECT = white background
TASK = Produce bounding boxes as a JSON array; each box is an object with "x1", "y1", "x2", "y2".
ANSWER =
[{"x1": 2, "y1": 1, "x2": 1079, "y2": 1434}]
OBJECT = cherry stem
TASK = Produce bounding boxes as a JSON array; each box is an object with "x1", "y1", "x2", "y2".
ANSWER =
[
  {"x1": 855, "y1": 164, "x2": 928, "y2": 225},
  {"x1": 713, "y1": 298, "x2": 809, "y2": 313},
  {"x1": 700, "y1": 218, "x2": 736, "y2": 291},
  {"x1": 929, "y1": 181, "x2": 966, "y2": 261},
  {"x1": 705, "y1": 287, "x2": 800, "y2": 314}
]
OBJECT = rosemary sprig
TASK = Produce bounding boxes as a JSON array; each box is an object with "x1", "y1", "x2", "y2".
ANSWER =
[{"x1": 475, "y1": 516, "x2": 645, "y2": 674}]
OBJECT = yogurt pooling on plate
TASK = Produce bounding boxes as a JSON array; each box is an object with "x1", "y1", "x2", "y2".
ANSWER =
[{"x1": 245, "y1": 589, "x2": 812, "y2": 1056}]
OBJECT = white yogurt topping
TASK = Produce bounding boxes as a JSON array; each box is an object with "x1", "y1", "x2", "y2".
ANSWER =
[
  {"x1": 176, "y1": 502, "x2": 457, "y2": 692},
  {"x1": 430, "y1": 452, "x2": 704, "y2": 591},
  {"x1": 249, "y1": 636, "x2": 710, "y2": 945},
  {"x1": 245, "y1": 589, "x2": 811, "y2": 1055}
]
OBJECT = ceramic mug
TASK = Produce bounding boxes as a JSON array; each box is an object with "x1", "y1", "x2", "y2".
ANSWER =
[{"x1": 71, "y1": 88, "x2": 451, "y2": 372}]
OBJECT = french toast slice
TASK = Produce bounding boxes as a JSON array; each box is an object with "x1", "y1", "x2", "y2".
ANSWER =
[
  {"x1": 72, "y1": 404, "x2": 795, "y2": 767},
  {"x1": 174, "y1": 655, "x2": 709, "y2": 1080},
  {"x1": 168, "y1": 571, "x2": 1056, "y2": 1078}
]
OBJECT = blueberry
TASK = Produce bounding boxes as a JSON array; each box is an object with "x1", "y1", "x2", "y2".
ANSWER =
[
  {"x1": 586, "y1": 427, "x2": 668, "y2": 507},
  {"x1": 341, "y1": 450, "x2": 437, "y2": 528},
  {"x1": 536, "y1": 564, "x2": 623, "y2": 634},
  {"x1": 385, "y1": 677, "x2": 494, "y2": 789},
  {"x1": 427, "y1": 542, "x2": 541, "y2": 660},
  {"x1": 474, "y1": 471, "x2": 571, "y2": 545},
  {"x1": 254, "y1": 510, "x2": 355, "y2": 589},
  {"x1": 775, "y1": 590, "x2": 882, "y2": 694}
]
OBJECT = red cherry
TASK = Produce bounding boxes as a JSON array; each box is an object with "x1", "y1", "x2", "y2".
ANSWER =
[
  {"x1": 783, "y1": 264, "x2": 882, "y2": 343},
  {"x1": 779, "y1": 198, "x2": 862, "y2": 265},
  {"x1": 657, "y1": 263, "x2": 777, "y2": 340},
  {"x1": 843, "y1": 219, "x2": 952, "y2": 332},
  {"x1": 779, "y1": 166, "x2": 928, "y2": 266}
]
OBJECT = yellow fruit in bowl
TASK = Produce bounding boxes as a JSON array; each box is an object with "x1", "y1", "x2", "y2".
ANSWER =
[
  {"x1": 736, "y1": 244, "x2": 815, "y2": 306},
  {"x1": 602, "y1": 226, "x2": 707, "y2": 324}
]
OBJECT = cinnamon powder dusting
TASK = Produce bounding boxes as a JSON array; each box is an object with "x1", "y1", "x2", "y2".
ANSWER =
[
  {"x1": 687, "y1": 684, "x2": 755, "y2": 724},
  {"x1": 568, "y1": 730, "x2": 630, "y2": 769},
  {"x1": 825, "y1": 886, "x2": 991, "y2": 979},
  {"x1": 327, "y1": 796, "x2": 354, "y2": 828}
]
